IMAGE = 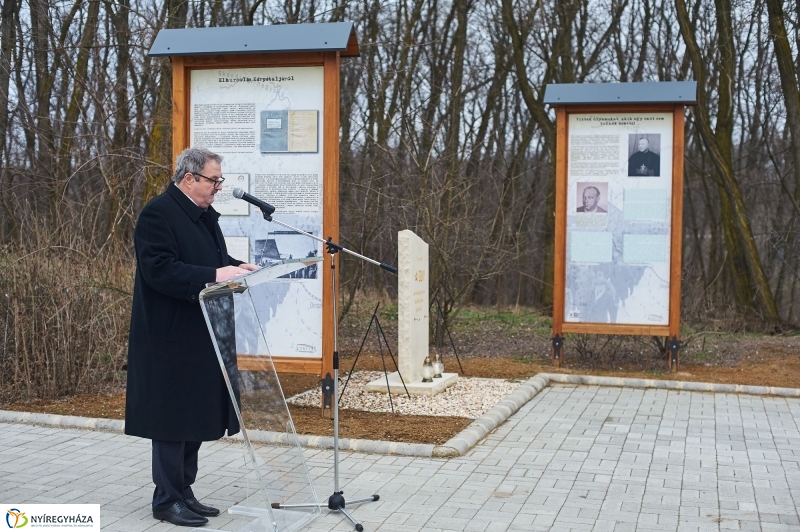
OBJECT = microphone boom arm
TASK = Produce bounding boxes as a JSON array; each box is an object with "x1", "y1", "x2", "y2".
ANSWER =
[{"x1": 266, "y1": 217, "x2": 397, "y2": 275}]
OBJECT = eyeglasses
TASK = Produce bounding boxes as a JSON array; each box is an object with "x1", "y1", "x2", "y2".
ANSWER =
[{"x1": 193, "y1": 173, "x2": 225, "y2": 188}]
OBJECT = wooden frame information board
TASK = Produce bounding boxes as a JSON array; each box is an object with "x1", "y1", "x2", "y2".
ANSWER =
[
  {"x1": 150, "y1": 23, "x2": 359, "y2": 379},
  {"x1": 545, "y1": 82, "x2": 696, "y2": 371}
]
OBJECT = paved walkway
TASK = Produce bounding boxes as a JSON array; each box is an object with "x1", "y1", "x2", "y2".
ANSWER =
[{"x1": 1, "y1": 384, "x2": 799, "y2": 531}]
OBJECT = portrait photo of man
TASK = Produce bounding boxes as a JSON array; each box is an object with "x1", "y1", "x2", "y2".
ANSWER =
[
  {"x1": 576, "y1": 182, "x2": 608, "y2": 213},
  {"x1": 627, "y1": 134, "x2": 661, "y2": 176}
]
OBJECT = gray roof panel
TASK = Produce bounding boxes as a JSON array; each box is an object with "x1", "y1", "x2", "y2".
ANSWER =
[
  {"x1": 543, "y1": 81, "x2": 697, "y2": 105},
  {"x1": 149, "y1": 22, "x2": 359, "y2": 57}
]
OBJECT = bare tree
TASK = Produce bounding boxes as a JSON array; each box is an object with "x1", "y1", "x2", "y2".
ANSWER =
[{"x1": 675, "y1": 0, "x2": 780, "y2": 322}]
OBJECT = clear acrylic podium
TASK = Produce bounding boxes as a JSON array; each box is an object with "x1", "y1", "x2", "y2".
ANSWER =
[{"x1": 199, "y1": 258, "x2": 323, "y2": 532}]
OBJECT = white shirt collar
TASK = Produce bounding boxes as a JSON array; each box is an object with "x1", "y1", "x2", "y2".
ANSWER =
[{"x1": 176, "y1": 183, "x2": 199, "y2": 207}]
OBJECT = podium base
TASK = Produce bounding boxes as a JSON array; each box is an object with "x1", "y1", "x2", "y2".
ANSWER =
[{"x1": 204, "y1": 506, "x2": 313, "y2": 532}]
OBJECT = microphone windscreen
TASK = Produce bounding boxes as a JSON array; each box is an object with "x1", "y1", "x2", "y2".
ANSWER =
[{"x1": 232, "y1": 188, "x2": 245, "y2": 199}]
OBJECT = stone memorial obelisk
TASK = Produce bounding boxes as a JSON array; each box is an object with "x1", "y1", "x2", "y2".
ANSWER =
[
  {"x1": 366, "y1": 229, "x2": 457, "y2": 395},
  {"x1": 397, "y1": 229, "x2": 429, "y2": 383}
]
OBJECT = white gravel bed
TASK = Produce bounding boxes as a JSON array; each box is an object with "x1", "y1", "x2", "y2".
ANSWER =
[{"x1": 286, "y1": 371, "x2": 523, "y2": 419}]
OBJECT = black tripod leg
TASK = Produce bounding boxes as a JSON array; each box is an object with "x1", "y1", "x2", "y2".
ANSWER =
[
  {"x1": 436, "y1": 298, "x2": 465, "y2": 375},
  {"x1": 337, "y1": 506, "x2": 364, "y2": 532},
  {"x1": 443, "y1": 313, "x2": 465, "y2": 374},
  {"x1": 441, "y1": 286, "x2": 465, "y2": 372},
  {"x1": 435, "y1": 296, "x2": 443, "y2": 351},
  {"x1": 327, "y1": 492, "x2": 379, "y2": 532},
  {"x1": 376, "y1": 329, "x2": 394, "y2": 413},
  {"x1": 374, "y1": 315, "x2": 410, "y2": 398},
  {"x1": 340, "y1": 303, "x2": 379, "y2": 402}
]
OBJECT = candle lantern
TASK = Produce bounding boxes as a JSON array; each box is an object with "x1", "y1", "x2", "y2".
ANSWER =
[
  {"x1": 421, "y1": 356, "x2": 434, "y2": 382},
  {"x1": 432, "y1": 353, "x2": 444, "y2": 378}
]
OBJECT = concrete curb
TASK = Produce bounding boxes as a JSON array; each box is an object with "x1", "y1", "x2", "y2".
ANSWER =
[
  {"x1": 0, "y1": 409, "x2": 437, "y2": 457},
  {"x1": 228, "y1": 430, "x2": 436, "y2": 457},
  {"x1": 432, "y1": 375, "x2": 549, "y2": 457},
  {"x1": 539, "y1": 373, "x2": 800, "y2": 397},
  {"x1": 0, "y1": 410, "x2": 126, "y2": 431},
  {"x1": 3, "y1": 373, "x2": 799, "y2": 458}
]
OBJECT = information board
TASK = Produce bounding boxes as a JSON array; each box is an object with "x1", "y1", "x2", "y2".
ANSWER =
[
  {"x1": 544, "y1": 81, "x2": 694, "y2": 370},
  {"x1": 190, "y1": 66, "x2": 324, "y2": 359},
  {"x1": 565, "y1": 112, "x2": 673, "y2": 326}
]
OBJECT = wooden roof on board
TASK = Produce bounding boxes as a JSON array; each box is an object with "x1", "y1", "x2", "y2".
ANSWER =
[
  {"x1": 149, "y1": 22, "x2": 360, "y2": 58},
  {"x1": 544, "y1": 82, "x2": 697, "y2": 105}
]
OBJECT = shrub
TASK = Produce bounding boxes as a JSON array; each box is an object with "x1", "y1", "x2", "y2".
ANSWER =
[{"x1": 0, "y1": 245, "x2": 133, "y2": 402}]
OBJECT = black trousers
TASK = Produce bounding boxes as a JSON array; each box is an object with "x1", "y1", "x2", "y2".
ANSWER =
[{"x1": 151, "y1": 440, "x2": 202, "y2": 512}]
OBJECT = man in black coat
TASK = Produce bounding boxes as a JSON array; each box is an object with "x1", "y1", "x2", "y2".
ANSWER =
[
  {"x1": 125, "y1": 147, "x2": 258, "y2": 527},
  {"x1": 587, "y1": 270, "x2": 618, "y2": 323}
]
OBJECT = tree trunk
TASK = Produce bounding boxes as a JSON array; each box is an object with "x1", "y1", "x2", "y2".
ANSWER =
[
  {"x1": 765, "y1": 0, "x2": 800, "y2": 200},
  {"x1": 0, "y1": 0, "x2": 17, "y2": 159},
  {"x1": 675, "y1": 0, "x2": 780, "y2": 322},
  {"x1": 500, "y1": 0, "x2": 556, "y2": 306},
  {"x1": 144, "y1": 0, "x2": 189, "y2": 202},
  {"x1": 29, "y1": 0, "x2": 57, "y2": 212},
  {"x1": 56, "y1": 0, "x2": 100, "y2": 185}
]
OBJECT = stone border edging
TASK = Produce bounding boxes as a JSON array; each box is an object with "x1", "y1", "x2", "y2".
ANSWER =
[
  {"x1": 0, "y1": 410, "x2": 125, "y2": 431},
  {"x1": 3, "y1": 373, "x2": 799, "y2": 458},
  {"x1": 0, "y1": 408, "x2": 437, "y2": 457},
  {"x1": 540, "y1": 373, "x2": 800, "y2": 397},
  {"x1": 227, "y1": 430, "x2": 436, "y2": 457},
  {"x1": 431, "y1": 375, "x2": 548, "y2": 457}
]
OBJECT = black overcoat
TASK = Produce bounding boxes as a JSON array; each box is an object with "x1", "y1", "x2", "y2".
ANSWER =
[
  {"x1": 627, "y1": 150, "x2": 661, "y2": 176},
  {"x1": 125, "y1": 183, "x2": 242, "y2": 442}
]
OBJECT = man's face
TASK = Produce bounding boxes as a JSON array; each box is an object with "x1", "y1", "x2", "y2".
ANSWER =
[
  {"x1": 182, "y1": 160, "x2": 222, "y2": 209},
  {"x1": 594, "y1": 271, "x2": 607, "y2": 287},
  {"x1": 582, "y1": 188, "x2": 599, "y2": 211},
  {"x1": 637, "y1": 138, "x2": 650, "y2": 152}
]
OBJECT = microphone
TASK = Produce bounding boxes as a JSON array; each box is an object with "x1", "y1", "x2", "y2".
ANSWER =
[{"x1": 232, "y1": 188, "x2": 275, "y2": 217}]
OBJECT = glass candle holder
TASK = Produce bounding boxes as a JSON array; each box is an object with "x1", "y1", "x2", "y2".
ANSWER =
[
  {"x1": 421, "y1": 356, "x2": 434, "y2": 383},
  {"x1": 432, "y1": 353, "x2": 444, "y2": 378}
]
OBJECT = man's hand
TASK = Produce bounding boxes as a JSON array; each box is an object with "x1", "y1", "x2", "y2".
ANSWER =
[
  {"x1": 239, "y1": 263, "x2": 261, "y2": 272},
  {"x1": 216, "y1": 265, "x2": 250, "y2": 282}
]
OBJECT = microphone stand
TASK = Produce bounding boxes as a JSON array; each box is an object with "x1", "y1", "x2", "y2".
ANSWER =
[{"x1": 254, "y1": 205, "x2": 395, "y2": 532}]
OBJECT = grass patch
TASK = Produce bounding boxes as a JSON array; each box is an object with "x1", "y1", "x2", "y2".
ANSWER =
[
  {"x1": 448, "y1": 307, "x2": 551, "y2": 334},
  {"x1": 684, "y1": 350, "x2": 722, "y2": 363}
]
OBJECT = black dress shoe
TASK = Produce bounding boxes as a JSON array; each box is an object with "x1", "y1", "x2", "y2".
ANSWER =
[
  {"x1": 153, "y1": 501, "x2": 208, "y2": 527},
  {"x1": 183, "y1": 496, "x2": 220, "y2": 517}
]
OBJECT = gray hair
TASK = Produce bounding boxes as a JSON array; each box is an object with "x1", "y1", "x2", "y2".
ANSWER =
[{"x1": 172, "y1": 147, "x2": 223, "y2": 184}]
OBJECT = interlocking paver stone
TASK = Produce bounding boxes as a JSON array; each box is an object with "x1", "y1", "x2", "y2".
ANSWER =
[{"x1": 2, "y1": 384, "x2": 800, "y2": 531}]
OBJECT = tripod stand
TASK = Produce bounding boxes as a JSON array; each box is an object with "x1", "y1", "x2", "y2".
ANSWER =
[
  {"x1": 248, "y1": 201, "x2": 395, "y2": 531},
  {"x1": 340, "y1": 302, "x2": 409, "y2": 413}
]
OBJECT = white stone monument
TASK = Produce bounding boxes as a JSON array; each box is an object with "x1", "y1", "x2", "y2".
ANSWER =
[
  {"x1": 366, "y1": 230, "x2": 457, "y2": 395},
  {"x1": 397, "y1": 229, "x2": 428, "y2": 382}
]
